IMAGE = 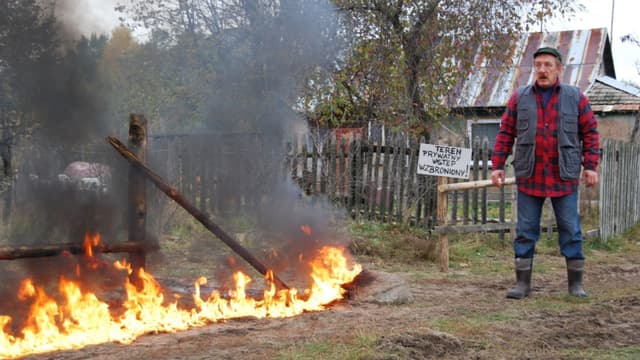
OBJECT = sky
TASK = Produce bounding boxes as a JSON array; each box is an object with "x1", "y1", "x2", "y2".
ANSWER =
[
  {"x1": 68, "y1": 0, "x2": 640, "y2": 86},
  {"x1": 546, "y1": 0, "x2": 640, "y2": 85}
]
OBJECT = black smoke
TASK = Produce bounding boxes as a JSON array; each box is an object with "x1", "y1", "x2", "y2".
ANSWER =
[{"x1": 2, "y1": 0, "x2": 352, "y2": 296}]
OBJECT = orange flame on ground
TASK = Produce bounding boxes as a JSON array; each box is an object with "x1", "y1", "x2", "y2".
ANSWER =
[{"x1": 0, "y1": 233, "x2": 362, "y2": 358}]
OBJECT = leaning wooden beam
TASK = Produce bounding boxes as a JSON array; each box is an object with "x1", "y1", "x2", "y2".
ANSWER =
[
  {"x1": 0, "y1": 242, "x2": 146, "y2": 260},
  {"x1": 106, "y1": 136, "x2": 290, "y2": 290},
  {"x1": 438, "y1": 177, "x2": 515, "y2": 193}
]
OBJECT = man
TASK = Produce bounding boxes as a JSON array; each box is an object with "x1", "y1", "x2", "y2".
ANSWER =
[{"x1": 491, "y1": 46, "x2": 600, "y2": 299}]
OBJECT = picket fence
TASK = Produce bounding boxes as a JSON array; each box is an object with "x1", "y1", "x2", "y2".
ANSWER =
[
  {"x1": 288, "y1": 132, "x2": 510, "y2": 231},
  {"x1": 599, "y1": 139, "x2": 640, "y2": 241}
]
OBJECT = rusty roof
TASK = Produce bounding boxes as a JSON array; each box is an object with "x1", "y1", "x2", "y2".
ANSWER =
[{"x1": 450, "y1": 28, "x2": 615, "y2": 109}]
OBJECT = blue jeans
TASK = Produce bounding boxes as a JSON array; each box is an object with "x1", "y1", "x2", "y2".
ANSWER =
[{"x1": 514, "y1": 191, "x2": 584, "y2": 260}]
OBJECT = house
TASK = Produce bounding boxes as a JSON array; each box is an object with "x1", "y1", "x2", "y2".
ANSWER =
[
  {"x1": 447, "y1": 28, "x2": 640, "y2": 149},
  {"x1": 586, "y1": 76, "x2": 640, "y2": 143}
]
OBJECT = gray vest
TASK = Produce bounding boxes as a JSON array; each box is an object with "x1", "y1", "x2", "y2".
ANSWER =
[{"x1": 512, "y1": 84, "x2": 582, "y2": 180}]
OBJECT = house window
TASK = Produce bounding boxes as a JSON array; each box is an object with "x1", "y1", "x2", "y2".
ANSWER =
[{"x1": 467, "y1": 119, "x2": 500, "y2": 153}]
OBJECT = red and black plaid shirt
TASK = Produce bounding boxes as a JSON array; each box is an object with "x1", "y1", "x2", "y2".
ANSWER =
[{"x1": 492, "y1": 80, "x2": 600, "y2": 198}]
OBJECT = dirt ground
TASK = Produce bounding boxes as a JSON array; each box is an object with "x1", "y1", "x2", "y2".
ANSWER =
[{"x1": 19, "y1": 242, "x2": 640, "y2": 360}]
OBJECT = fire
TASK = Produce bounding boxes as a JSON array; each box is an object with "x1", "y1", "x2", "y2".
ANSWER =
[{"x1": 0, "y1": 232, "x2": 362, "y2": 358}]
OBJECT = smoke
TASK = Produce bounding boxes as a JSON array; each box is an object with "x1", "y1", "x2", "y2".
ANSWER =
[
  {"x1": 5, "y1": 1, "x2": 129, "y2": 276},
  {"x1": 54, "y1": 0, "x2": 120, "y2": 39},
  {"x1": 182, "y1": 1, "x2": 350, "y2": 285},
  {"x1": 126, "y1": 1, "x2": 352, "y2": 287},
  {"x1": 4, "y1": 0, "x2": 350, "y2": 293}
]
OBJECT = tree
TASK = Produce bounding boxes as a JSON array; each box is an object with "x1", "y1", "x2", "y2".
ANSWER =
[
  {"x1": 0, "y1": 0, "x2": 59, "y2": 205},
  {"x1": 0, "y1": 0, "x2": 59, "y2": 128},
  {"x1": 116, "y1": 0, "x2": 343, "y2": 134},
  {"x1": 323, "y1": 0, "x2": 582, "y2": 138},
  {"x1": 113, "y1": 1, "x2": 346, "y2": 224}
]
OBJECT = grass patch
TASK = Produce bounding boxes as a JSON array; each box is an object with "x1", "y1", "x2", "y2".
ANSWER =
[
  {"x1": 444, "y1": 232, "x2": 512, "y2": 274},
  {"x1": 348, "y1": 221, "x2": 437, "y2": 263},
  {"x1": 276, "y1": 332, "x2": 377, "y2": 360},
  {"x1": 429, "y1": 308, "x2": 521, "y2": 337},
  {"x1": 524, "y1": 294, "x2": 593, "y2": 312},
  {"x1": 561, "y1": 345, "x2": 640, "y2": 359},
  {"x1": 450, "y1": 199, "x2": 513, "y2": 222}
]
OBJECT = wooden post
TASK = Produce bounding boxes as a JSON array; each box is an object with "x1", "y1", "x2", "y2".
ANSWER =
[
  {"x1": 128, "y1": 114, "x2": 147, "y2": 273},
  {"x1": 437, "y1": 176, "x2": 449, "y2": 272}
]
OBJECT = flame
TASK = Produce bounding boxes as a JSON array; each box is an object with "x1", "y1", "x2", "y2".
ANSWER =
[{"x1": 0, "y1": 233, "x2": 362, "y2": 358}]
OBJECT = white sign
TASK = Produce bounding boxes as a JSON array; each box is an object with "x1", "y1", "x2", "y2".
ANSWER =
[{"x1": 417, "y1": 144, "x2": 472, "y2": 179}]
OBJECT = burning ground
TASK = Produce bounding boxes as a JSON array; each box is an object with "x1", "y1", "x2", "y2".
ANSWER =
[
  {"x1": 3, "y1": 229, "x2": 637, "y2": 360},
  {"x1": 0, "y1": 228, "x2": 362, "y2": 358}
]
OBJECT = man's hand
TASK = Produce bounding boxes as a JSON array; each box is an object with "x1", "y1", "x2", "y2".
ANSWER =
[
  {"x1": 583, "y1": 169, "x2": 598, "y2": 187},
  {"x1": 491, "y1": 170, "x2": 505, "y2": 188}
]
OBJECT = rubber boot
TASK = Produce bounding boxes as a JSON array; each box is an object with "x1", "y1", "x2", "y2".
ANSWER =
[
  {"x1": 567, "y1": 259, "x2": 588, "y2": 298},
  {"x1": 506, "y1": 257, "x2": 532, "y2": 299}
]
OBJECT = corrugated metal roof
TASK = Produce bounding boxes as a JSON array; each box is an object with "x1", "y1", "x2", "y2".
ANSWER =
[{"x1": 450, "y1": 28, "x2": 615, "y2": 109}]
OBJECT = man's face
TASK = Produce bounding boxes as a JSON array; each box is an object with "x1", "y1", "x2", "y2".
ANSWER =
[{"x1": 534, "y1": 53, "x2": 562, "y2": 88}]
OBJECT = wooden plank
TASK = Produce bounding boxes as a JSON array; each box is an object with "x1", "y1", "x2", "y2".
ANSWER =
[
  {"x1": 391, "y1": 134, "x2": 401, "y2": 223},
  {"x1": 451, "y1": 178, "x2": 459, "y2": 224},
  {"x1": 433, "y1": 222, "x2": 516, "y2": 234},
  {"x1": 302, "y1": 135, "x2": 309, "y2": 194},
  {"x1": 318, "y1": 136, "x2": 327, "y2": 195},
  {"x1": 127, "y1": 114, "x2": 147, "y2": 273},
  {"x1": 388, "y1": 134, "x2": 398, "y2": 223},
  {"x1": 380, "y1": 138, "x2": 391, "y2": 221},
  {"x1": 372, "y1": 139, "x2": 383, "y2": 221},
  {"x1": 364, "y1": 137, "x2": 374, "y2": 220},
  {"x1": 397, "y1": 134, "x2": 407, "y2": 224},
  {"x1": 472, "y1": 136, "x2": 480, "y2": 223},
  {"x1": 438, "y1": 177, "x2": 516, "y2": 192},
  {"x1": 353, "y1": 137, "x2": 362, "y2": 220},
  {"x1": 481, "y1": 137, "x2": 489, "y2": 223},
  {"x1": 311, "y1": 135, "x2": 318, "y2": 195},
  {"x1": 290, "y1": 136, "x2": 298, "y2": 180},
  {"x1": 328, "y1": 135, "x2": 336, "y2": 201},
  {"x1": 406, "y1": 137, "x2": 418, "y2": 225},
  {"x1": 463, "y1": 186, "x2": 470, "y2": 225},
  {"x1": 437, "y1": 177, "x2": 449, "y2": 272},
  {"x1": 337, "y1": 136, "x2": 347, "y2": 205},
  {"x1": 0, "y1": 242, "x2": 148, "y2": 260}
]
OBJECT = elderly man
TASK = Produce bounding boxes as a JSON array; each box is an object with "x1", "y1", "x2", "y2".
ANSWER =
[{"x1": 491, "y1": 47, "x2": 600, "y2": 299}]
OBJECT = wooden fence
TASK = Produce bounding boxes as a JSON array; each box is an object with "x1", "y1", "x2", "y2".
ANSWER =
[
  {"x1": 599, "y1": 139, "x2": 640, "y2": 241},
  {"x1": 289, "y1": 132, "x2": 514, "y2": 231}
]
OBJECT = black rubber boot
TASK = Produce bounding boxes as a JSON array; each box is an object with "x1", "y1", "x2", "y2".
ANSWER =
[
  {"x1": 567, "y1": 259, "x2": 588, "y2": 298},
  {"x1": 506, "y1": 258, "x2": 532, "y2": 299}
]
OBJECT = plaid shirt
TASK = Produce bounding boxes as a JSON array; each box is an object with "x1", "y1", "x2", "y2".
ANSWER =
[{"x1": 492, "y1": 81, "x2": 600, "y2": 197}]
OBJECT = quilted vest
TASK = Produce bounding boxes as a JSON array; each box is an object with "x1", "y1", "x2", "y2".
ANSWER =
[{"x1": 512, "y1": 84, "x2": 581, "y2": 180}]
